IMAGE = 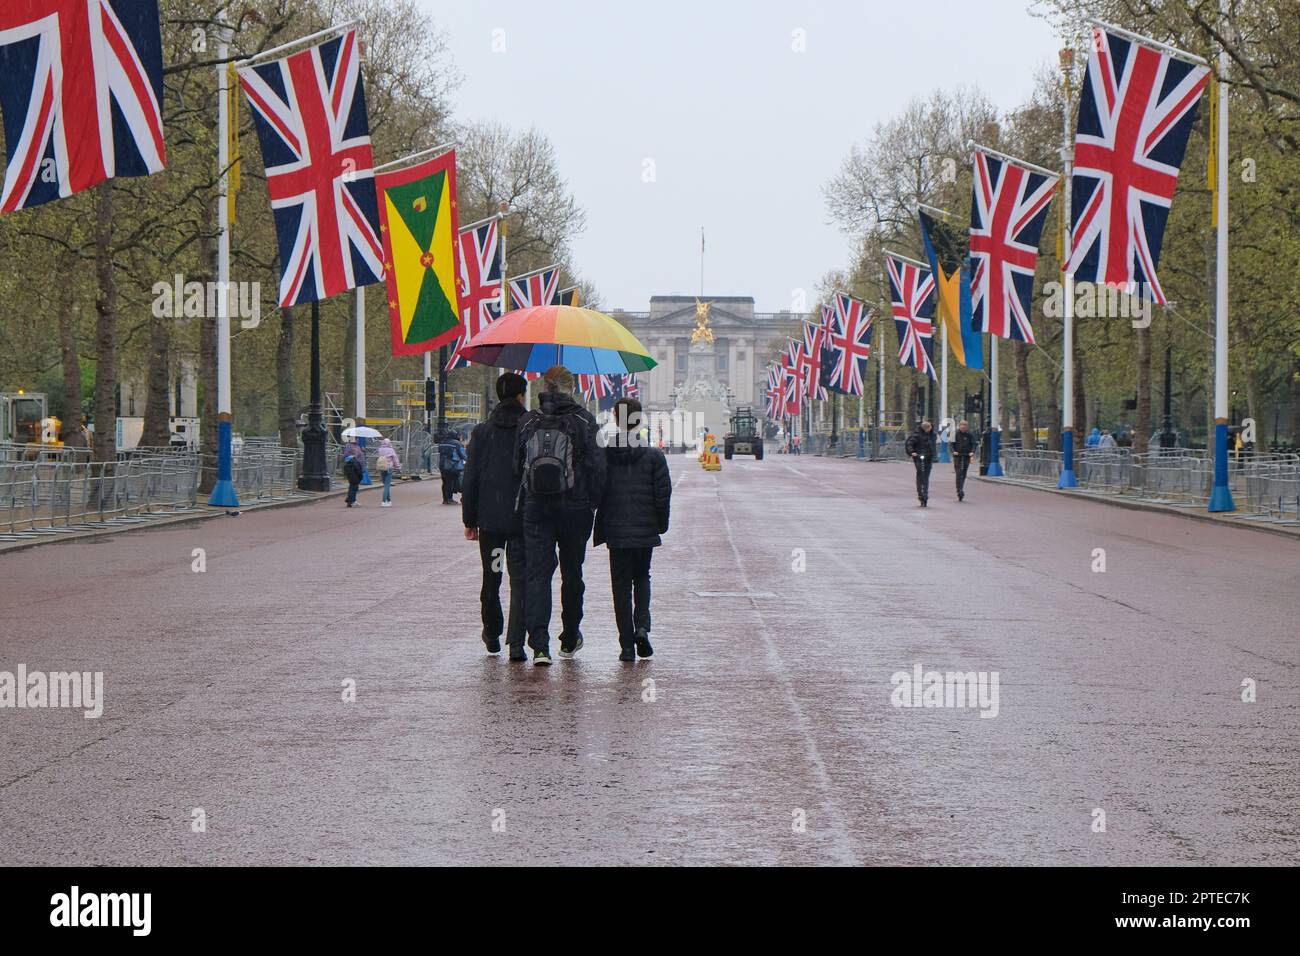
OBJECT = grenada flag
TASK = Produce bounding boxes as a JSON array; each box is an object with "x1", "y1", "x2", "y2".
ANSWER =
[{"x1": 376, "y1": 150, "x2": 462, "y2": 356}]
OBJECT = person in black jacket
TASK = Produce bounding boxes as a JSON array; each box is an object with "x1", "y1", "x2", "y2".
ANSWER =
[
  {"x1": 905, "y1": 420, "x2": 937, "y2": 507},
  {"x1": 463, "y1": 373, "x2": 528, "y2": 660},
  {"x1": 952, "y1": 419, "x2": 976, "y2": 502},
  {"x1": 594, "y1": 398, "x2": 671, "y2": 661},
  {"x1": 516, "y1": 366, "x2": 606, "y2": 665}
]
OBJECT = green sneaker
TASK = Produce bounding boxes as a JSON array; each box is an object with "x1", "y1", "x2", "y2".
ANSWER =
[{"x1": 533, "y1": 649, "x2": 552, "y2": 666}]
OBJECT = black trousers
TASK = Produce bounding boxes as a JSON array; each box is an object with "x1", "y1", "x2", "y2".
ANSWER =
[
  {"x1": 913, "y1": 456, "x2": 932, "y2": 500},
  {"x1": 954, "y1": 455, "x2": 972, "y2": 496},
  {"x1": 478, "y1": 531, "x2": 525, "y2": 649},
  {"x1": 522, "y1": 502, "x2": 594, "y2": 650},
  {"x1": 440, "y1": 468, "x2": 459, "y2": 503},
  {"x1": 609, "y1": 547, "x2": 653, "y2": 648}
]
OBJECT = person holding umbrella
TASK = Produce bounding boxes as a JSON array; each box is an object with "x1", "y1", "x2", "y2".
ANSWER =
[{"x1": 516, "y1": 366, "x2": 604, "y2": 665}]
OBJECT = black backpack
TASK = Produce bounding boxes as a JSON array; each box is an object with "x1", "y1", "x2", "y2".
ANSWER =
[{"x1": 521, "y1": 413, "x2": 578, "y2": 496}]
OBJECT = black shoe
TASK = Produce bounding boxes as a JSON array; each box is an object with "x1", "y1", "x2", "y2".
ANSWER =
[
  {"x1": 958, "y1": 491, "x2": 965, "y2": 501},
  {"x1": 508, "y1": 646, "x2": 527, "y2": 662},
  {"x1": 558, "y1": 631, "x2": 584, "y2": 659},
  {"x1": 533, "y1": 649, "x2": 552, "y2": 666},
  {"x1": 619, "y1": 646, "x2": 636, "y2": 662},
  {"x1": 634, "y1": 629, "x2": 653, "y2": 658},
  {"x1": 483, "y1": 633, "x2": 502, "y2": 656}
]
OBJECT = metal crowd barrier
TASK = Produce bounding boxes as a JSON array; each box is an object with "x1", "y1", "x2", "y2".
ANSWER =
[
  {"x1": 997, "y1": 446, "x2": 1300, "y2": 525},
  {"x1": 2, "y1": 443, "x2": 305, "y2": 541}
]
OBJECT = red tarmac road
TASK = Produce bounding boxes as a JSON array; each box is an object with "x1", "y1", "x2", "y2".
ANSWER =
[{"x1": 0, "y1": 456, "x2": 1296, "y2": 865}]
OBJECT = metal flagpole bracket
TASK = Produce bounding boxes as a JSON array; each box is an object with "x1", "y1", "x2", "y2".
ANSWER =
[
  {"x1": 1085, "y1": 19, "x2": 1209, "y2": 66},
  {"x1": 967, "y1": 142, "x2": 1060, "y2": 179},
  {"x1": 235, "y1": 20, "x2": 361, "y2": 68},
  {"x1": 883, "y1": 250, "x2": 929, "y2": 270},
  {"x1": 373, "y1": 141, "x2": 459, "y2": 174},
  {"x1": 917, "y1": 203, "x2": 956, "y2": 220}
]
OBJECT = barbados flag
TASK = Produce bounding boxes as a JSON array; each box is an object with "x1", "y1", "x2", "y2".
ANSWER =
[
  {"x1": 918, "y1": 208, "x2": 982, "y2": 370},
  {"x1": 376, "y1": 150, "x2": 462, "y2": 356}
]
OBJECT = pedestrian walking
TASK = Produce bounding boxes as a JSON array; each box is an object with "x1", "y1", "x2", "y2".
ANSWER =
[
  {"x1": 516, "y1": 365, "x2": 605, "y2": 666},
  {"x1": 594, "y1": 398, "x2": 671, "y2": 661},
  {"x1": 1098, "y1": 429, "x2": 1118, "y2": 449},
  {"x1": 463, "y1": 373, "x2": 529, "y2": 661},
  {"x1": 375, "y1": 438, "x2": 401, "y2": 507},
  {"x1": 1085, "y1": 427, "x2": 1101, "y2": 448},
  {"x1": 341, "y1": 438, "x2": 364, "y2": 507},
  {"x1": 906, "y1": 420, "x2": 937, "y2": 507},
  {"x1": 438, "y1": 431, "x2": 466, "y2": 504},
  {"x1": 952, "y1": 419, "x2": 975, "y2": 502}
]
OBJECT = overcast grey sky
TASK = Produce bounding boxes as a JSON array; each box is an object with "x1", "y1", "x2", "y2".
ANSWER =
[{"x1": 422, "y1": 0, "x2": 1059, "y2": 313}]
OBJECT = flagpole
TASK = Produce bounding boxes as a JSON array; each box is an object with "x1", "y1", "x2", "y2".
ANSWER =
[
  {"x1": 208, "y1": 11, "x2": 239, "y2": 509},
  {"x1": 1058, "y1": 46, "x2": 1079, "y2": 489},
  {"x1": 355, "y1": 285, "x2": 372, "y2": 485},
  {"x1": 938, "y1": 322, "x2": 951, "y2": 462},
  {"x1": 987, "y1": 334, "x2": 1004, "y2": 475},
  {"x1": 1208, "y1": 0, "x2": 1235, "y2": 511}
]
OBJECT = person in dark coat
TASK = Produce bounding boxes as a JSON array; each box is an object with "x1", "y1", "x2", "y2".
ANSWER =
[
  {"x1": 952, "y1": 419, "x2": 976, "y2": 502},
  {"x1": 437, "y1": 431, "x2": 466, "y2": 504},
  {"x1": 463, "y1": 373, "x2": 528, "y2": 660},
  {"x1": 341, "y1": 439, "x2": 365, "y2": 507},
  {"x1": 905, "y1": 420, "x2": 937, "y2": 506},
  {"x1": 515, "y1": 365, "x2": 606, "y2": 665},
  {"x1": 594, "y1": 398, "x2": 671, "y2": 661}
]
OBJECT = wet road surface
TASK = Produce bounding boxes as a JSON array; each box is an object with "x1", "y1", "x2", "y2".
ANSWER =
[{"x1": 1, "y1": 456, "x2": 1296, "y2": 865}]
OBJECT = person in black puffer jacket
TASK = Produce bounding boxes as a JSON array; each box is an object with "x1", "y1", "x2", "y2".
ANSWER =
[
  {"x1": 463, "y1": 373, "x2": 528, "y2": 659},
  {"x1": 905, "y1": 420, "x2": 937, "y2": 506},
  {"x1": 951, "y1": 418, "x2": 976, "y2": 502},
  {"x1": 594, "y1": 398, "x2": 671, "y2": 661}
]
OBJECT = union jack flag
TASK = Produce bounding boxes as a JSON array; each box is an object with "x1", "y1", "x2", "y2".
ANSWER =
[
  {"x1": 599, "y1": 372, "x2": 639, "y2": 411},
  {"x1": 825, "y1": 292, "x2": 874, "y2": 396},
  {"x1": 886, "y1": 252, "x2": 937, "y2": 381},
  {"x1": 0, "y1": 0, "x2": 166, "y2": 214},
  {"x1": 578, "y1": 372, "x2": 612, "y2": 403},
  {"x1": 447, "y1": 217, "x2": 502, "y2": 371},
  {"x1": 1065, "y1": 26, "x2": 1210, "y2": 305},
  {"x1": 970, "y1": 149, "x2": 1058, "y2": 343},
  {"x1": 801, "y1": 322, "x2": 827, "y2": 402},
  {"x1": 238, "y1": 29, "x2": 383, "y2": 307},
  {"x1": 765, "y1": 365, "x2": 784, "y2": 420},
  {"x1": 507, "y1": 265, "x2": 560, "y2": 309},
  {"x1": 784, "y1": 340, "x2": 805, "y2": 413}
]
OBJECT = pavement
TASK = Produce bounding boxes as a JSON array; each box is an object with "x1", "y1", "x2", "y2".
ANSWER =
[{"x1": 0, "y1": 455, "x2": 1296, "y2": 865}]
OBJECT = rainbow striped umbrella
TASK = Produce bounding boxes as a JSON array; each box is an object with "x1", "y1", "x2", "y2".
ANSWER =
[{"x1": 461, "y1": 305, "x2": 657, "y2": 375}]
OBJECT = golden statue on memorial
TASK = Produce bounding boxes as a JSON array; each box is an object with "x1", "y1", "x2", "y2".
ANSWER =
[{"x1": 691, "y1": 298, "x2": 714, "y2": 346}]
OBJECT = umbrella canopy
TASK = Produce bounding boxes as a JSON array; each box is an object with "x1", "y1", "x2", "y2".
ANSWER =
[
  {"x1": 342, "y1": 425, "x2": 384, "y2": 440},
  {"x1": 461, "y1": 305, "x2": 656, "y2": 375}
]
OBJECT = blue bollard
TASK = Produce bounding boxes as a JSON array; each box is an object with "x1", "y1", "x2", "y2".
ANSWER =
[
  {"x1": 1208, "y1": 422, "x2": 1236, "y2": 512},
  {"x1": 857, "y1": 429, "x2": 866, "y2": 459},
  {"x1": 1058, "y1": 429, "x2": 1078, "y2": 488},
  {"x1": 359, "y1": 434, "x2": 373, "y2": 486},
  {"x1": 207, "y1": 417, "x2": 240, "y2": 507},
  {"x1": 985, "y1": 431, "x2": 1003, "y2": 476}
]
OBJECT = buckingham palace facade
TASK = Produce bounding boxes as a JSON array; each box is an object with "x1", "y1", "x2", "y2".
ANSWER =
[{"x1": 610, "y1": 296, "x2": 803, "y2": 415}]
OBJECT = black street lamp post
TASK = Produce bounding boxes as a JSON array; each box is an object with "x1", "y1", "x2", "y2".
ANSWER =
[{"x1": 298, "y1": 299, "x2": 330, "y2": 491}]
